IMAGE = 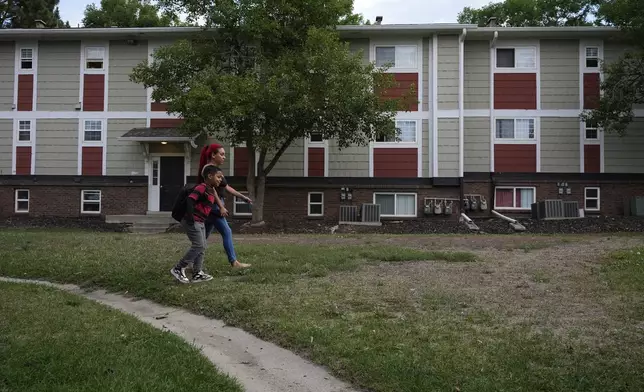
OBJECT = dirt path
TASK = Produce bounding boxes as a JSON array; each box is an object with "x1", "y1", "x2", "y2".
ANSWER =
[{"x1": 0, "y1": 277, "x2": 359, "y2": 392}]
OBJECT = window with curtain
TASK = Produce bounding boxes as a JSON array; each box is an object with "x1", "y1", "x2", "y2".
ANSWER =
[
  {"x1": 376, "y1": 120, "x2": 417, "y2": 143},
  {"x1": 375, "y1": 45, "x2": 417, "y2": 68},
  {"x1": 494, "y1": 187, "x2": 534, "y2": 209},
  {"x1": 374, "y1": 193, "x2": 417, "y2": 217},
  {"x1": 495, "y1": 119, "x2": 534, "y2": 140}
]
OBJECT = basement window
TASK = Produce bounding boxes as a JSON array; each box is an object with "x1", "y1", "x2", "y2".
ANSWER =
[
  {"x1": 584, "y1": 187, "x2": 600, "y2": 211},
  {"x1": 233, "y1": 192, "x2": 252, "y2": 216},
  {"x1": 373, "y1": 192, "x2": 417, "y2": 217},
  {"x1": 81, "y1": 190, "x2": 102, "y2": 214},
  {"x1": 15, "y1": 189, "x2": 29, "y2": 213},
  {"x1": 308, "y1": 192, "x2": 324, "y2": 217}
]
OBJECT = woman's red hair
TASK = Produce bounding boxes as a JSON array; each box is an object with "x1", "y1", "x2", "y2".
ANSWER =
[{"x1": 197, "y1": 143, "x2": 223, "y2": 183}]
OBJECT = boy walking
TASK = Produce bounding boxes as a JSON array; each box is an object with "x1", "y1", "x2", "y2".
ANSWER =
[{"x1": 170, "y1": 165, "x2": 224, "y2": 284}]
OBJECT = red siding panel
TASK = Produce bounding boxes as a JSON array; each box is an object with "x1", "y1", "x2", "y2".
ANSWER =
[
  {"x1": 149, "y1": 118, "x2": 184, "y2": 128},
  {"x1": 234, "y1": 147, "x2": 249, "y2": 176},
  {"x1": 17, "y1": 74, "x2": 34, "y2": 111},
  {"x1": 151, "y1": 102, "x2": 168, "y2": 111},
  {"x1": 584, "y1": 144, "x2": 601, "y2": 173},
  {"x1": 308, "y1": 147, "x2": 325, "y2": 177},
  {"x1": 82, "y1": 147, "x2": 103, "y2": 176},
  {"x1": 378, "y1": 73, "x2": 419, "y2": 111},
  {"x1": 494, "y1": 144, "x2": 537, "y2": 172},
  {"x1": 583, "y1": 73, "x2": 600, "y2": 109},
  {"x1": 83, "y1": 74, "x2": 105, "y2": 111},
  {"x1": 494, "y1": 73, "x2": 537, "y2": 109},
  {"x1": 15, "y1": 146, "x2": 32, "y2": 175},
  {"x1": 373, "y1": 148, "x2": 418, "y2": 177}
]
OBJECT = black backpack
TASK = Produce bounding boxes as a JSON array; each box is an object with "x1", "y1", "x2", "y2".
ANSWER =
[{"x1": 171, "y1": 183, "x2": 197, "y2": 222}]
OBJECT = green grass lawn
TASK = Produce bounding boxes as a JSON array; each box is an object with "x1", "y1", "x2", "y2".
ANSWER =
[
  {"x1": 1, "y1": 229, "x2": 643, "y2": 392},
  {"x1": 0, "y1": 281, "x2": 241, "y2": 392}
]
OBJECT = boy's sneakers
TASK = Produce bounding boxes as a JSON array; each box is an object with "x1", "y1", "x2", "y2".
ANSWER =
[
  {"x1": 170, "y1": 267, "x2": 189, "y2": 284},
  {"x1": 192, "y1": 271, "x2": 213, "y2": 283}
]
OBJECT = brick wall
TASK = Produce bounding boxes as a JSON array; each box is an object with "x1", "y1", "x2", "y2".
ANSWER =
[{"x1": 0, "y1": 185, "x2": 147, "y2": 218}]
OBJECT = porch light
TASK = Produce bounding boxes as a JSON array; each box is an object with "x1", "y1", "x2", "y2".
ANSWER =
[{"x1": 161, "y1": 141, "x2": 168, "y2": 145}]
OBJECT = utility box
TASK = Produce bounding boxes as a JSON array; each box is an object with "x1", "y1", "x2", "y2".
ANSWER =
[
  {"x1": 339, "y1": 205, "x2": 359, "y2": 223},
  {"x1": 563, "y1": 201, "x2": 580, "y2": 218},
  {"x1": 531, "y1": 200, "x2": 565, "y2": 220}
]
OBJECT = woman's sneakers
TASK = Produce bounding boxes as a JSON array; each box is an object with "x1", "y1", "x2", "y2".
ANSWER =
[
  {"x1": 170, "y1": 267, "x2": 189, "y2": 284},
  {"x1": 192, "y1": 271, "x2": 214, "y2": 283}
]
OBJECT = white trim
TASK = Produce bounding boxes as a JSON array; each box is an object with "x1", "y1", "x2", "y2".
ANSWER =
[
  {"x1": 12, "y1": 118, "x2": 36, "y2": 175},
  {"x1": 233, "y1": 191, "x2": 252, "y2": 216},
  {"x1": 489, "y1": 40, "x2": 495, "y2": 172},
  {"x1": 493, "y1": 41, "x2": 539, "y2": 73},
  {"x1": 431, "y1": 34, "x2": 438, "y2": 178},
  {"x1": 148, "y1": 153, "x2": 186, "y2": 212},
  {"x1": 583, "y1": 121, "x2": 600, "y2": 144},
  {"x1": 535, "y1": 117, "x2": 541, "y2": 172},
  {"x1": 581, "y1": 43, "x2": 603, "y2": 74},
  {"x1": 14, "y1": 189, "x2": 30, "y2": 213},
  {"x1": 417, "y1": 38, "x2": 423, "y2": 110},
  {"x1": 146, "y1": 41, "x2": 153, "y2": 115},
  {"x1": 14, "y1": 42, "x2": 38, "y2": 111},
  {"x1": 368, "y1": 142, "x2": 374, "y2": 177},
  {"x1": 228, "y1": 145, "x2": 235, "y2": 176},
  {"x1": 80, "y1": 189, "x2": 102, "y2": 215},
  {"x1": 536, "y1": 40, "x2": 541, "y2": 111},
  {"x1": 373, "y1": 192, "x2": 418, "y2": 218},
  {"x1": 493, "y1": 186, "x2": 536, "y2": 210},
  {"x1": 458, "y1": 30, "x2": 465, "y2": 178},
  {"x1": 307, "y1": 192, "x2": 324, "y2": 217},
  {"x1": 578, "y1": 39, "x2": 585, "y2": 173},
  {"x1": 584, "y1": 187, "x2": 600, "y2": 211},
  {"x1": 598, "y1": 40, "x2": 605, "y2": 174}
]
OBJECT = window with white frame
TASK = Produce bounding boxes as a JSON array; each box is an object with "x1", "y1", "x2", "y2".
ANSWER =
[
  {"x1": 494, "y1": 187, "x2": 535, "y2": 210},
  {"x1": 83, "y1": 120, "x2": 103, "y2": 142},
  {"x1": 584, "y1": 187, "x2": 600, "y2": 211},
  {"x1": 373, "y1": 193, "x2": 417, "y2": 217},
  {"x1": 376, "y1": 120, "x2": 417, "y2": 143},
  {"x1": 495, "y1": 119, "x2": 535, "y2": 140},
  {"x1": 17, "y1": 120, "x2": 32, "y2": 142},
  {"x1": 308, "y1": 192, "x2": 324, "y2": 216},
  {"x1": 81, "y1": 190, "x2": 101, "y2": 214},
  {"x1": 85, "y1": 47, "x2": 105, "y2": 70},
  {"x1": 309, "y1": 132, "x2": 324, "y2": 143},
  {"x1": 15, "y1": 189, "x2": 29, "y2": 213},
  {"x1": 585, "y1": 47, "x2": 599, "y2": 69},
  {"x1": 233, "y1": 192, "x2": 252, "y2": 216},
  {"x1": 585, "y1": 120, "x2": 599, "y2": 140},
  {"x1": 496, "y1": 47, "x2": 536, "y2": 69},
  {"x1": 20, "y1": 48, "x2": 33, "y2": 70},
  {"x1": 375, "y1": 45, "x2": 417, "y2": 68}
]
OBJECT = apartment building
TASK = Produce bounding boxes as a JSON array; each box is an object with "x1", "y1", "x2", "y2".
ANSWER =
[{"x1": 0, "y1": 24, "x2": 642, "y2": 223}]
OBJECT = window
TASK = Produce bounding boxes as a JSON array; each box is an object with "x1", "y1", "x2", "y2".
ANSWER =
[
  {"x1": 83, "y1": 120, "x2": 103, "y2": 142},
  {"x1": 308, "y1": 192, "x2": 324, "y2": 216},
  {"x1": 309, "y1": 132, "x2": 323, "y2": 143},
  {"x1": 494, "y1": 187, "x2": 535, "y2": 210},
  {"x1": 15, "y1": 189, "x2": 29, "y2": 213},
  {"x1": 585, "y1": 120, "x2": 598, "y2": 140},
  {"x1": 152, "y1": 159, "x2": 159, "y2": 186},
  {"x1": 495, "y1": 119, "x2": 535, "y2": 140},
  {"x1": 20, "y1": 48, "x2": 33, "y2": 70},
  {"x1": 496, "y1": 47, "x2": 536, "y2": 69},
  {"x1": 81, "y1": 190, "x2": 101, "y2": 214},
  {"x1": 233, "y1": 192, "x2": 252, "y2": 216},
  {"x1": 373, "y1": 193, "x2": 417, "y2": 217},
  {"x1": 85, "y1": 47, "x2": 105, "y2": 70},
  {"x1": 585, "y1": 47, "x2": 599, "y2": 69},
  {"x1": 17, "y1": 120, "x2": 32, "y2": 142},
  {"x1": 375, "y1": 45, "x2": 417, "y2": 68},
  {"x1": 376, "y1": 120, "x2": 417, "y2": 143},
  {"x1": 584, "y1": 187, "x2": 600, "y2": 211}
]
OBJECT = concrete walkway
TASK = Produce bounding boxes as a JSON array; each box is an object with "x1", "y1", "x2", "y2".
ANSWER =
[{"x1": 0, "y1": 276, "x2": 359, "y2": 392}]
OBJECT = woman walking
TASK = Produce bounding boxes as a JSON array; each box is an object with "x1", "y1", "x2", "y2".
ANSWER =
[{"x1": 197, "y1": 143, "x2": 251, "y2": 269}]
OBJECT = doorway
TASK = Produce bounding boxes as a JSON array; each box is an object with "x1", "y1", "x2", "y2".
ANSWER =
[{"x1": 158, "y1": 156, "x2": 185, "y2": 211}]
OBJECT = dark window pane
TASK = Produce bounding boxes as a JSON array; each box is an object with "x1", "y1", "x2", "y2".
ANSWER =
[{"x1": 496, "y1": 48, "x2": 515, "y2": 68}]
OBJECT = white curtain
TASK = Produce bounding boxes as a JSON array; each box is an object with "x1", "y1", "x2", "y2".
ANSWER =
[
  {"x1": 375, "y1": 47, "x2": 395, "y2": 67},
  {"x1": 515, "y1": 47, "x2": 536, "y2": 68},
  {"x1": 396, "y1": 120, "x2": 416, "y2": 142},
  {"x1": 518, "y1": 188, "x2": 534, "y2": 208},
  {"x1": 515, "y1": 119, "x2": 534, "y2": 139},
  {"x1": 495, "y1": 119, "x2": 514, "y2": 139},
  {"x1": 375, "y1": 194, "x2": 396, "y2": 215},
  {"x1": 395, "y1": 46, "x2": 417, "y2": 68},
  {"x1": 396, "y1": 195, "x2": 416, "y2": 216}
]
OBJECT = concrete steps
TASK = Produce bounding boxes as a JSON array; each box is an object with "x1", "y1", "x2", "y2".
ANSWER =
[{"x1": 105, "y1": 213, "x2": 176, "y2": 234}]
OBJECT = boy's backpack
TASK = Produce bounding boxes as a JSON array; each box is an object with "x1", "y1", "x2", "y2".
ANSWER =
[{"x1": 171, "y1": 183, "x2": 197, "y2": 222}]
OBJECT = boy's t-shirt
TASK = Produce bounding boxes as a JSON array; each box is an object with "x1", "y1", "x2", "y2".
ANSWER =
[{"x1": 188, "y1": 183, "x2": 216, "y2": 222}]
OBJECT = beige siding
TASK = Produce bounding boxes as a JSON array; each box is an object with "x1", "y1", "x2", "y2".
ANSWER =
[
  {"x1": 605, "y1": 118, "x2": 644, "y2": 173},
  {"x1": 0, "y1": 120, "x2": 12, "y2": 175},
  {"x1": 37, "y1": 41, "x2": 81, "y2": 111},
  {"x1": 464, "y1": 41, "x2": 490, "y2": 110},
  {"x1": 266, "y1": 139, "x2": 304, "y2": 177},
  {"x1": 540, "y1": 117, "x2": 580, "y2": 172},
  {"x1": 422, "y1": 119, "x2": 430, "y2": 177},
  {"x1": 437, "y1": 35, "x2": 459, "y2": 110},
  {"x1": 540, "y1": 40, "x2": 579, "y2": 110},
  {"x1": 106, "y1": 119, "x2": 146, "y2": 176},
  {"x1": 328, "y1": 139, "x2": 368, "y2": 177},
  {"x1": 422, "y1": 37, "x2": 430, "y2": 111},
  {"x1": 464, "y1": 117, "x2": 489, "y2": 172},
  {"x1": 348, "y1": 39, "x2": 369, "y2": 64},
  {"x1": 189, "y1": 140, "x2": 231, "y2": 177},
  {"x1": 108, "y1": 40, "x2": 148, "y2": 111},
  {"x1": 0, "y1": 42, "x2": 14, "y2": 111},
  {"x1": 35, "y1": 120, "x2": 78, "y2": 175},
  {"x1": 604, "y1": 42, "x2": 644, "y2": 110},
  {"x1": 437, "y1": 118, "x2": 459, "y2": 176}
]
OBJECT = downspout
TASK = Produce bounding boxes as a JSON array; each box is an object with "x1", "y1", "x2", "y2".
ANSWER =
[
  {"x1": 489, "y1": 31, "x2": 498, "y2": 213},
  {"x1": 458, "y1": 28, "x2": 467, "y2": 213}
]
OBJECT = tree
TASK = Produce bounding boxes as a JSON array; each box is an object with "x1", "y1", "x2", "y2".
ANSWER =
[
  {"x1": 83, "y1": 0, "x2": 184, "y2": 28},
  {"x1": 131, "y1": 0, "x2": 414, "y2": 223},
  {"x1": 457, "y1": 0, "x2": 600, "y2": 27},
  {"x1": 1, "y1": 0, "x2": 69, "y2": 28},
  {"x1": 581, "y1": 0, "x2": 644, "y2": 134}
]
